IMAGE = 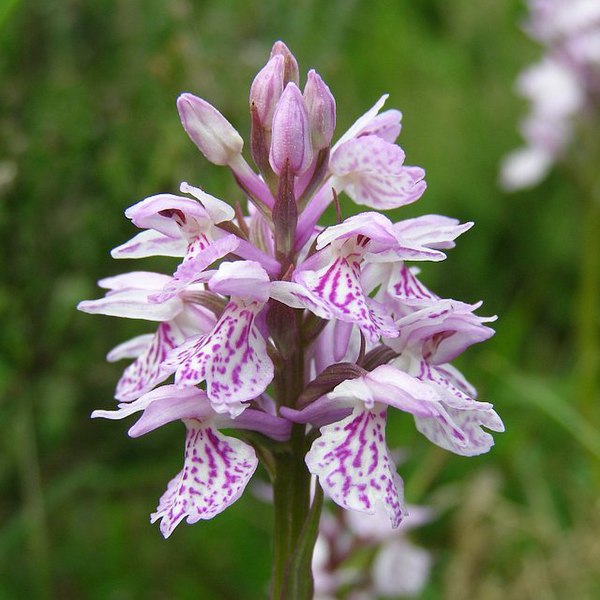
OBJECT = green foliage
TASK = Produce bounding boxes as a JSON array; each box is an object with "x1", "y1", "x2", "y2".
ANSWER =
[{"x1": 1, "y1": 0, "x2": 598, "y2": 598}]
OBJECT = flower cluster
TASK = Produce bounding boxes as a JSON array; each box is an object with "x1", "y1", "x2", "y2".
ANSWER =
[
  {"x1": 500, "y1": 0, "x2": 600, "y2": 191},
  {"x1": 79, "y1": 41, "x2": 503, "y2": 539}
]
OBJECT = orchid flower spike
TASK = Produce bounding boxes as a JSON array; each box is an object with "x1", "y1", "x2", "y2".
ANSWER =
[{"x1": 79, "y1": 39, "x2": 502, "y2": 577}]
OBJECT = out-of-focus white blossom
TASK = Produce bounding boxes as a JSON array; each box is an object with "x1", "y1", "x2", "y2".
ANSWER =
[{"x1": 500, "y1": 0, "x2": 600, "y2": 191}]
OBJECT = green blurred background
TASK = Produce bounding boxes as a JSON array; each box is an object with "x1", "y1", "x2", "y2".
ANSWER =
[{"x1": 1, "y1": 0, "x2": 599, "y2": 598}]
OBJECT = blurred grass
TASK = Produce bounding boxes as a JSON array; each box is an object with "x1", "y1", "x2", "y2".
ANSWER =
[{"x1": 1, "y1": 0, "x2": 598, "y2": 598}]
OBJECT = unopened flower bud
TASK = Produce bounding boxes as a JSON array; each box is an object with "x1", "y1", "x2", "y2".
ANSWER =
[
  {"x1": 270, "y1": 40, "x2": 300, "y2": 86},
  {"x1": 304, "y1": 69, "x2": 336, "y2": 150},
  {"x1": 269, "y1": 83, "x2": 313, "y2": 176},
  {"x1": 249, "y1": 54, "x2": 284, "y2": 129},
  {"x1": 177, "y1": 93, "x2": 243, "y2": 166}
]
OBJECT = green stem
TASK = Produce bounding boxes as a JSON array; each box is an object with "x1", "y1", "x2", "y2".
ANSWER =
[
  {"x1": 271, "y1": 426, "x2": 312, "y2": 599},
  {"x1": 270, "y1": 311, "x2": 319, "y2": 600}
]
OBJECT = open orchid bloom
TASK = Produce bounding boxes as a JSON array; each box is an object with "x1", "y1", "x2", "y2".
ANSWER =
[
  {"x1": 79, "y1": 41, "x2": 501, "y2": 553},
  {"x1": 386, "y1": 300, "x2": 504, "y2": 456},
  {"x1": 78, "y1": 271, "x2": 216, "y2": 402},
  {"x1": 92, "y1": 384, "x2": 290, "y2": 537},
  {"x1": 283, "y1": 362, "x2": 502, "y2": 526}
]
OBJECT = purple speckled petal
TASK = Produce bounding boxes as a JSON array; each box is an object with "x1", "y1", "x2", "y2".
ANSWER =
[
  {"x1": 414, "y1": 400, "x2": 503, "y2": 457},
  {"x1": 295, "y1": 246, "x2": 397, "y2": 342},
  {"x1": 163, "y1": 300, "x2": 274, "y2": 416},
  {"x1": 330, "y1": 136, "x2": 426, "y2": 210},
  {"x1": 111, "y1": 229, "x2": 188, "y2": 259},
  {"x1": 388, "y1": 265, "x2": 438, "y2": 303},
  {"x1": 362, "y1": 264, "x2": 439, "y2": 321},
  {"x1": 412, "y1": 363, "x2": 504, "y2": 456},
  {"x1": 151, "y1": 420, "x2": 257, "y2": 538},
  {"x1": 154, "y1": 234, "x2": 240, "y2": 302},
  {"x1": 435, "y1": 363, "x2": 478, "y2": 399},
  {"x1": 306, "y1": 405, "x2": 407, "y2": 528},
  {"x1": 114, "y1": 321, "x2": 184, "y2": 402},
  {"x1": 358, "y1": 109, "x2": 403, "y2": 143}
]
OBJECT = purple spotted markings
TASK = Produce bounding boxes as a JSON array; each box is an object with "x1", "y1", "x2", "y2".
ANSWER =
[
  {"x1": 113, "y1": 321, "x2": 183, "y2": 402},
  {"x1": 78, "y1": 41, "x2": 502, "y2": 544},
  {"x1": 306, "y1": 406, "x2": 407, "y2": 527},
  {"x1": 162, "y1": 299, "x2": 273, "y2": 417},
  {"x1": 152, "y1": 420, "x2": 258, "y2": 538}
]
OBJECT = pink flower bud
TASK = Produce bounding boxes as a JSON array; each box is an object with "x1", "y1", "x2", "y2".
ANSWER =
[
  {"x1": 249, "y1": 54, "x2": 284, "y2": 129},
  {"x1": 177, "y1": 93, "x2": 243, "y2": 166},
  {"x1": 269, "y1": 83, "x2": 314, "y2": 176},
  {"x1": 304, "y1": 69, "x2": 336, "y2": 150},
  {"x1": 270, "y1": 40, "x2": 300, "y2": 86}
]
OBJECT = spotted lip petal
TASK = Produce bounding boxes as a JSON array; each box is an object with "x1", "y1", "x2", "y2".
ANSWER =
[
  {"x1": 361, "y1": 264, "x2": 439, "y2": 320},
  {"x1": 151, "y1": 420, "x2": 258, "y2": 538},
  {"x1": 162, "y1": 300, "x2": 274, "y2": 417},
  {"x1": 114, "y1": 321, "x2": 184, "y2": 402},
  {"x1": 306, "y1": 405, "x2": 407, "y2": 528},
  {"x1": 412, "y1": 362, "x2": 504, "y2": 456},
  {"x1": 387, "y1": 265, "x2": 438, "y2": 303},
  {"x1": 330, "y1": 135, "x2": 426, "y2": 210},
  {"x1": 292, "y1": 245, "x2": 398, "y2": 343}
]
